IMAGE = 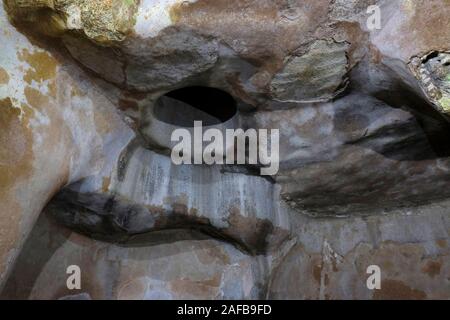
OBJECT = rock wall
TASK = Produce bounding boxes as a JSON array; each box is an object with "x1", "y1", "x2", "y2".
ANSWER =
[{"x1": 0, "y1": 0, "x2": 450, "y2": 299}]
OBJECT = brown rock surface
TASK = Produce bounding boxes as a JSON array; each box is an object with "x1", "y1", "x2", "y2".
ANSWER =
[{"x1": 1, "y1": 0, "x2": 450, "y2": 299}]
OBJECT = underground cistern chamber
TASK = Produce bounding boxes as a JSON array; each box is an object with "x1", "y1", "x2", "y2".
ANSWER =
[{"x1": 0, "y1": 0, "x2": 450, "y2": 304}]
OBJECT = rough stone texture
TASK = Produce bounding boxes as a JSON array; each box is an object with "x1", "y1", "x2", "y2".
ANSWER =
[
  {"x1": 0, "y1": 2, "x2": 133, "y2": 289},
  {"x1": 410, "y1": 52, "x2": 450, "y2": 114},
  {"x1": 48, "y1": 146, "x2": 292, "y2": 255},
  {"x1": 1, "y1": 0, "x2": 450, "y2": 299},
  {"x1": 269, "y1": 200, "x2": 450, "y2": 300},
  {"x1": 249, "y1": 92, "x2": 450, "y2": 215},
  {"x1": 270, "y1": 39, "x2": 349, "y2": 103},
  {"x1": 4, "y1": 0, "x2": 139, "y2": 43},
  {"x1": 2, "y1": 211, "x2": 267, "y2": 300}
]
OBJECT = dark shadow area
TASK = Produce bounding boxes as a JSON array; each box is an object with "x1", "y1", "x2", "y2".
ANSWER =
[
  {"x1": 154, "y1": 86, "x2": 237, "y2": 127},
  {"x1": 374, "y1": 85, "x2": 450, "y2": 159}
]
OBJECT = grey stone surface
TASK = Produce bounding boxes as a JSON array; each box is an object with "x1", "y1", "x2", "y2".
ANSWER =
[{"x1": 2, "y1": 0, "x2": 450, "y2": 300}]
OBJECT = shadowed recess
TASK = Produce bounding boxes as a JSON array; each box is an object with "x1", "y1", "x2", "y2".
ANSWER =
[{"x1": 153, "y1": 86, "x2": 238, "y2": 127}]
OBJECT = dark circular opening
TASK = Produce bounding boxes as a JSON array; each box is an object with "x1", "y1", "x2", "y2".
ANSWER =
[{"x1": 153, "y1": 86, "x2": 238, "y2": 127}]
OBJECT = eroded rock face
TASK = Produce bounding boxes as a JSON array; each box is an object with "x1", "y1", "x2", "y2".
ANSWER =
[
  {"x1": 4, "y1": 0, "x2": 139, "y2": 43},
  {"x1": 2, "y1": 211, "x2": 268, "y2": 300},
  {"x1": 0, "y1": 2, "x2": 134, "y2": 289},
  {"x1": 1, "y1": 0, "x2": 450, "y2": 299}
]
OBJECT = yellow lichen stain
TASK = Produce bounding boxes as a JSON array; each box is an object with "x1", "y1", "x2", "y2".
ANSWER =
[
  {"x1": 0, "y1": 67, "x2": 10, "y2": 84},
  {"x1": 18, "y1": 49, "x2": 57, "y2": 85},
  {"x1": 436, "y1": 239, "x2": 447, "y2": 248},
  {"x1": 118, "y1": 278, "x2": 147, "y2": 300},
  {"x1": 0, "y1": 97, "x2": 34, "y2": 277},
  {"x1": 312, "y1": 263, "x2": 322, "y2": 284},
  {"x1": 0, "y1": 98, "x2": 33, "y2": 169}
]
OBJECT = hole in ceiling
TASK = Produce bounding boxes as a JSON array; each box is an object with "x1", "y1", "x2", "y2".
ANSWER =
[{"x1": 153, "y1": 86, "x2": 238, "y2": 127}]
